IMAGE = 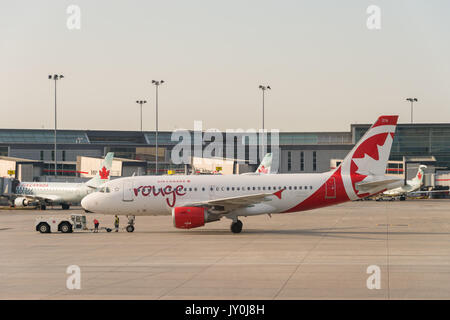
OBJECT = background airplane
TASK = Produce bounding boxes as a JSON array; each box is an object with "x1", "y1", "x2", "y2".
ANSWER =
[
  {"x1": 241, "y1": 153, "x2": 276, "y2": 175},
  {"x1": 382, "y1": 165, "x2": 426, "y2": 200},
  {"x1": 81, "y1": 116, "x2": 402, "y2": 233},
  {"x1": 13, "y1": 152, "x2": 114, "y2": 210}
]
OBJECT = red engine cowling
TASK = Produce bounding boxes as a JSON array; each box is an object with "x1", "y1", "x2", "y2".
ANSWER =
[{"x1": 172, "y1": 207, "x2": 205, "y2": 229}]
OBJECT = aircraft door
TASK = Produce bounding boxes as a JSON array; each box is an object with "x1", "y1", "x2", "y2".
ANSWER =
[
  {"x1": 325, "y1": 177, "x2": 336, "y2": 199},
  {"x1": 123, "y1": 181, "x2": 134, "y2": 202}
]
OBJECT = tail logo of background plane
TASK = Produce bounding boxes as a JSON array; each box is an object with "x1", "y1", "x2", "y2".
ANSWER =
[
  {"x1": 258, "y1": 165, "x2": 268, "y2": 173},
  {"x1": 99, "y1": 166, "x2": 110, "y2": 179}
]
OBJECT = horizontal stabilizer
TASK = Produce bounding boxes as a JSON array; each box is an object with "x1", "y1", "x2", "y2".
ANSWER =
[{"x1": 356, "y1": 178, "x2": 403, "y2": 193}]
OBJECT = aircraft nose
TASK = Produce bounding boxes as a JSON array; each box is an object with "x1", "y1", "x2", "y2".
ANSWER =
[{"x1": 81, "y1": 194, "x2": 94, "y2": 212}]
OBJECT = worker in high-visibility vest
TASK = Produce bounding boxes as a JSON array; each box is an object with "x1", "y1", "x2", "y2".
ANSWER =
[{"x1": 114, "y1": 215, "x2": 120, "y2": 232}]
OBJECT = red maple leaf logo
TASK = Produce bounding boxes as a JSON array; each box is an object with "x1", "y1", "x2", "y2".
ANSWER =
[
  {"x1": 258, "y1": 165, "x2": 268, "y2": 173},
  {"x1": 99, "y1": 166, "x2": 110, "y2": 179}
]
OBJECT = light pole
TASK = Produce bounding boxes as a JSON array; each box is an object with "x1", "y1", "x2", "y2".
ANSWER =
[
  {"x1": 48, "y1": 74, "x2": 64, "y2": 177},
  {"x1": 151, "y1": 80, "x2": 164, "y2": 175},
  {"x1": 136, "y1": 100, "x2": 147, "y2": 131},
  {"x1": 406, "y1": 98, "x2": 418, "y2": 124},
  {"x1": 258, "y1": 85, "x2": 270, "y2": 158}
]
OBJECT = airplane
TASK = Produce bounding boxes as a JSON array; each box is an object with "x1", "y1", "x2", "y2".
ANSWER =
[
  {"x1": 256, "y1": 153, "x2": 274, "y2": 174},
  {"x1": 81, "y1": 116, "x2": 403, "y2": 233},
  {"x1": 382, "y1": 165, "x2": 426, "y2": 200},
  {"x1": 13, "y1": 152, "x2": 114, "y2": 210},
  {"x1": 241, "y1": 153, "x2": 276, "y2": 175}
]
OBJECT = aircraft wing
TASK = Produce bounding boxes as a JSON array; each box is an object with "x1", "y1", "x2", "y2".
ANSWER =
[
  {"x1": 14, "y1": 194, "x2": 62, "y2": 203},
  {"x1": 181, "y1": 193, "x2": 277, "y2": 213}
]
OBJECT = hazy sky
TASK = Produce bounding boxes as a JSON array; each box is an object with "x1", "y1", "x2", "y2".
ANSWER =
[{"x1": 1, "y1": 1, "x2": 450, "y2": 132}]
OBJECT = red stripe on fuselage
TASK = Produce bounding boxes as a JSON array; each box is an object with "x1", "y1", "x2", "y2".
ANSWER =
[{"x1": 283, "y1": 167, "x2": 350, "y2": 213}]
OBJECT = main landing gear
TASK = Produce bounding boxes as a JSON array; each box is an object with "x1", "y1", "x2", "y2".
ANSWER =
[
  {"x1": 230, "y1": 219, "x2": 243, "y2": 234},
  {"x1": 126, "y1": 215, "x2": 135, "y2": 233}
]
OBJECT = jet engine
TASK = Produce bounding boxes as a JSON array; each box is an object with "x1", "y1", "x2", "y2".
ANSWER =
[
  {"x1": 172, "y1": 206, "x2": 220, "y2": 229},
  {"x1": 14, "y1": 197, "x2": 30, "y2": 207}
]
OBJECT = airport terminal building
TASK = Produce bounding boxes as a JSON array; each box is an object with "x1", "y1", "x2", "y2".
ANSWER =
[{"x1": 1, "y1": 122, "x2": 450, "y2": 185}]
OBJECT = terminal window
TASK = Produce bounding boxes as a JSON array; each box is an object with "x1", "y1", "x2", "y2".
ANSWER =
[
  {"x1": 300, "y1": 152, "x2": 304, "y2": 171},
  {"x1": 287, "y1": 151, "x2": 292, "y2": 171},
  {"x1": 313, "y1": 151, "x2": 317, "y2": 171}
]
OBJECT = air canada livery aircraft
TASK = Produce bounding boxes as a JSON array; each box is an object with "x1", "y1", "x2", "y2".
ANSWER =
[
  {"x1": 13, "y1": 153, "x2": 114, "y2": 210},
  {"x1": 383, "y1": 165, "x2": 426, "y2": 198},
  {"x1": 81, "y1": 116, "x2": 402, "y2": 233}
]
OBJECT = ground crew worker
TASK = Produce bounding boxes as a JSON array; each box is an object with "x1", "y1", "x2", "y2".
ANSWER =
[
  {"x1": 114, "y1": 215, "x2": 119, "y2": 232},
  {"x1": 93, "y1": 218, "x2": 99, "y2": 233}
]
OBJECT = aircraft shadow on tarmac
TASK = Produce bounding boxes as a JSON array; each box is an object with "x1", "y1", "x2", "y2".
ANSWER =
[{"x1": 141, "y1": 227, "x2": 449, "y2": 241}]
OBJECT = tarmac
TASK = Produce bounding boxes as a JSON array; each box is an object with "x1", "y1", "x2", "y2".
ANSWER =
[{"x1": 1, "y1": 199, "x2": 449, "y2": 300}]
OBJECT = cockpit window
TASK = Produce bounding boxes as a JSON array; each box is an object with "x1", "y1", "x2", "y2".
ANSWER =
[{"x1": 98, "y1": 186, "x2": 111, "y2": 193}]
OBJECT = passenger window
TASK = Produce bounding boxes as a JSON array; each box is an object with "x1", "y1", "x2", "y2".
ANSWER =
[
  {"x1": 237, "y1": 187, "x2": 240, "y2": 191},
  {"x1": 268, "y1": 187, "x2": 271, "y2": 190},
  {"x1": 262, "y1": 187, "x2": 266, "y2": 190}
]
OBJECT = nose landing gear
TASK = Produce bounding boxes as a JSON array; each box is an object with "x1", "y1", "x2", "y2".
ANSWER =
[{"x1": 126, "y1": 215, "x2": 135, "y2": 232}]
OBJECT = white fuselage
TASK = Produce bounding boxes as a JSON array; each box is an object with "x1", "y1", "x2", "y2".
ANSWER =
[
  {"x1": 383, "y1": 180, "x2": 421, "y2": 197},
  {"x1": 16, "y1": 182, "x2": 94, "y2": 204},
  {"x1": 81, "y1": 172, "x2": 345, "y2": 217}
]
